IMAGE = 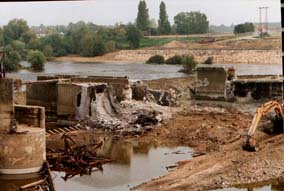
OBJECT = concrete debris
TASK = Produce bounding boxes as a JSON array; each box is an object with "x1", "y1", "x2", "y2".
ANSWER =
[
  {"x1": 131, "y1": 81, "x2": 178, "y2": 106},
  {"x1": 80, "y1": 99, "x2": 171, "y2": 135},
  {"x1": 188, "y1": 105, "x2": 227, "y2": 114},
  {"x1": 192, "y1": 66, "x2": 283, "y2": 102}
]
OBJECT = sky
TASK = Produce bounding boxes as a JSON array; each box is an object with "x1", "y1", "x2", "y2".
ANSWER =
[{"x1": 0, "y1": 0, "x2": 281, "y2": 26}]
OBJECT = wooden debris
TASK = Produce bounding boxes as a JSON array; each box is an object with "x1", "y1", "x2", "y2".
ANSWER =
[{"x1": 47, "y1": 133, "x2": 111, "y2": 181}]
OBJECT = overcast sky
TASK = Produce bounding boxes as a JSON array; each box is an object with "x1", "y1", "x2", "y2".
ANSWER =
[{"x1": 0, "y1": 0, "x2": 281, "y2": 26}]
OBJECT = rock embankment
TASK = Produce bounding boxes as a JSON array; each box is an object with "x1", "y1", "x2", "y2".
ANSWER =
[{"x1": 113, "y1": 49, "x2": 281, "y2": 65}]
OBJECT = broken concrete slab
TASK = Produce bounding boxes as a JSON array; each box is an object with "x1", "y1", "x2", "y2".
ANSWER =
[{"x1": 193, "y1": 66, "x2": 228, "y2": 101}]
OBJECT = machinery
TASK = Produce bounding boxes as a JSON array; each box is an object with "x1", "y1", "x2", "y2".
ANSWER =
[{"x1": 242, "y1": 101, "x2": 284, "y2": 152}]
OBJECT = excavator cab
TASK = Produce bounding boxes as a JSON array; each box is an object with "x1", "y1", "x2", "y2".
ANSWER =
[{"x1": 242, "y1": 101, "x2": 284, "y2": 152}]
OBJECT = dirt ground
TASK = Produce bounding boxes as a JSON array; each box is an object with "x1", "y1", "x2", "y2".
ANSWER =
[
  {"x1": 134, "y1": 101, "x2": 284, "y2": 191},
  {"x1": 45, "y1": 76, "x2": 284, "y2": 191},
  {"x1": 133, "y1": 78, "x2": 284, "y2": 191}
]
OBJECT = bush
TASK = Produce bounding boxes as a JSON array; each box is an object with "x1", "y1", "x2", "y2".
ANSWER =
[
  {"x1": 146, "y1": 54, "x2": 165, "y2": 64},
  {"x1": 165, "y1": 55, "x2": 183, "y2": 65},
  {"x1": 105, "y1": 40, "x2": 116, "y2": 52},
  {"x1": 4, "y1": 50, "x2": 21, "y2": 72},
  {"x1": 203, "y1": 57, "x2": 213, "y2": 65},
  {"x1": 27, "y1": 50, "x2": 46, "y2": 71},
  {"x1": 182, "y1": 55, "x2": 198, "y2": 73}
]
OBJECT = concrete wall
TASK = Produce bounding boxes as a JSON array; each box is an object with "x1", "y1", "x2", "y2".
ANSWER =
[
  {"x1": 233, "y1": 80, "x2": 283, "y2": 100},
  {"x1": 14, "y1": 105, "x2": 45, "y2": 128},
  {"x1": 26, "y1": 81, "x2": 58, "y2": 114},
  {"x1": 194, "y1": 67, "x2": 227, "y2": 100},
  {"x1": 0, "y1": 79, "x2": 14, "y2": 131},
  {"x1": 57, "y1": 83, "x2": 87, "y2": 120},
  {"x1": 71, "y1": 76, "x2": 129, "y2": 101}
]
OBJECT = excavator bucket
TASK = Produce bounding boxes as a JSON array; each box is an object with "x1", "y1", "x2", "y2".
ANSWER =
[{"x1": 242, "y1": 136, "x2": 259, "y2": 152}]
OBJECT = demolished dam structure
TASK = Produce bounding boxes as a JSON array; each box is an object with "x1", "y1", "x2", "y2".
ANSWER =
[
  {"x1": 23, "y1": 75, "x2": 175, "y2": 134},
  {"x1": 192, "y1": 66, "x2": 283, "y2": 102}
]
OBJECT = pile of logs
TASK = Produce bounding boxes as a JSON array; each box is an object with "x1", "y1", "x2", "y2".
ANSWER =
[{"x1": 47, "y1": 134, "x2": 111, "y2": 181}]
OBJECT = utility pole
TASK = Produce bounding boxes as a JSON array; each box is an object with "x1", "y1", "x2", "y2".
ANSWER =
[
  {"x1": 263, "y1": 6, "x2": 269, "y2": 34},
  {"x1": 258, "y1": 6, "x2": 269, "y2": 35},
  {"x1": 259, "y1": 7, "x2": 263, "y2": 35}
]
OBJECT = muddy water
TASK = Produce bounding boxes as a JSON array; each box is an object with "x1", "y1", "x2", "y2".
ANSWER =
[
  {"x1": 8, "y1": 61, "x2": 186, "y2": 81},
  {"x1": 7, "y1": 61, "x2": 282, "y2": 82},
  {"x1": 52, "y1": 139, "x2": 192, "y2": 191}
]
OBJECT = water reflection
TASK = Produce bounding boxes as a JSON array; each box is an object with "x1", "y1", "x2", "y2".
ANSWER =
[{"x1": 53, "y1": 138, "x2": 192, "y2": 191}]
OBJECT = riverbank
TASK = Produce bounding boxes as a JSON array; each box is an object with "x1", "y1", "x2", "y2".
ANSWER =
[
  {"x1": 54, "y1": 53, "x2": 144, "y2": 64},
  {"x1": 54, "y1": 38, "x2": 281, "y2": 65}
]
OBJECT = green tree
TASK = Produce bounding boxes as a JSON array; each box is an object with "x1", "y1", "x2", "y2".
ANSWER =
[
  {"x1": 43, "y1": 33, "x2": 67, "y2": 56},
  {"x1": 136, "y1": 1, "x2": 150, "y2": 32},
  {"x1": 126, "y1": 24, "x2": 141, "y2": 49},
  {"x1": 158, "y1": 1, "x2": 171, "y2": 35},
  {"x1": 10, "y1": 40, "x2": 26, "y2": 59},
  {"x1": 3, "y1": 50, "x2": 21, "y2": 72},
  {"x1": 80, "y1": 32, "x2": 106, "y2": 56},
  {"x1": 234, "y1": 22, "x2": 254, "y2": 34},
  {"x1": 174, "y1": 12, "x2": 209, "y2": 34},
  {"x1": 0, "y1": 28, "x2": 3, "y2": 47},
  {"x1": 42, "y1": 45, "x2": 53, "y2": 59},
  {"x1": 3, "y1": 19, "x2": 35, "y2": 45},
  {"x1": 27, "y1": 50, "x2": 46, "y2": 71}
]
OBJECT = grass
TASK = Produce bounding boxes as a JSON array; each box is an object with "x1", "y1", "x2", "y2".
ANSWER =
[{"x1": 115, "y1": 35, "x2": 235, "y2": 50}]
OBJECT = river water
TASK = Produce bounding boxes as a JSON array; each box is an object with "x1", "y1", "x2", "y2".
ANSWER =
[
  {"x1": 52, "y1": 139, "x2": 193, "y2": 191},
  {"x1": 6, "y1": 61, "x2": 282, "y2": 82}
]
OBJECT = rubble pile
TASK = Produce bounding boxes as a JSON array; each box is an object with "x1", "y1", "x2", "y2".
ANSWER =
[
  {"x1": 81, "y1": 98, "x2": 170, "y2": 135},
  {"x1": 131, "y1": 81, "x2": 178, "y2": 106},
  {"x1": 69, "y1": 82, "x2": 174, "y2": 134}
]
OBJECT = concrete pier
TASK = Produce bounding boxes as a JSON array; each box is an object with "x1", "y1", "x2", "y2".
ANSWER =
[{"x1": 0, "y1": 78, "x2": 46, "y2": 175}]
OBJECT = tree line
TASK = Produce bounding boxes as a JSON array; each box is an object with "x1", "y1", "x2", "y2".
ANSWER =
[
  {"x1": 0, "y1": 1, "x2": 211, "y2": 71},
  {"x1": 136, "y1": 1, "x2": 209, "y2": 35},
  {"x1": 0, "y1": 1, "x2": 255, "y2": 73}
]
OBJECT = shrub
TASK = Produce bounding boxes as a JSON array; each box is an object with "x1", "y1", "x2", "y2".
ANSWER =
[
  {"x1": 182, "y1": 55, "x2": 198, "y2": 73},
  {"x1": 165, "y1": 55, "x2": 183, "y2": 65},
  {"x1": 146, "y1": 54, "x2": 165, "y2": 64},
  {"x1": 203, "y1": 57, "x2": 213, "y2": 65},
  {"x1": 27, "y1": 50, "x2": 46, "y2": 71},
  {"x1": 105, "y1": 40, "x2": 116, "y2": 52},
  {"x1": 4, "y1": 50, "x2": 21, "y2": 72}
]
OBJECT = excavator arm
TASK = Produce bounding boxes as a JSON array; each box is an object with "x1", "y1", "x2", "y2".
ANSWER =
[{"x1": 243, "y1": 101, "x2": 283, "y2": 152}]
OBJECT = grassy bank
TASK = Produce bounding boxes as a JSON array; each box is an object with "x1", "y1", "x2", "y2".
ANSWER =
[{"x1": 116, "y1": 36, "x2": 233, "y2": 49}]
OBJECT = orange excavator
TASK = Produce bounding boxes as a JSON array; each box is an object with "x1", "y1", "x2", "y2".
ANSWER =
[{"x1": 242, "y1": 101, "x2": 284, "y2": 152}]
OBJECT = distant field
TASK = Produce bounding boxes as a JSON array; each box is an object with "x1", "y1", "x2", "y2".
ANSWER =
[
  {"x1": 117, "y1": 34, "x2": 235, "y2": 49},
  {"x1": 145, "y1": 33, "x2": 235, "y2": 39}
]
